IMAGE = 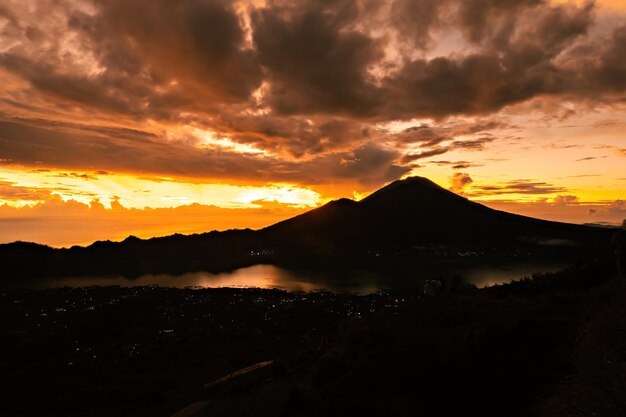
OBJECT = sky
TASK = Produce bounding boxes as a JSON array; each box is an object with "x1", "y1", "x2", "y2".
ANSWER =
[{"x1": 0, "y1": 0, "x2": 625, "y2": 247}]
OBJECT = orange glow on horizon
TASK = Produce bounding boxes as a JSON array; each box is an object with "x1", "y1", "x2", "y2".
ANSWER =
[{"x1": 0, "y1": 166, "x2": 321, "y2": 210}]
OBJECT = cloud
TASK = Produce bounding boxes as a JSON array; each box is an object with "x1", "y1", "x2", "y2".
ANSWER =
[
  {"x1": 470, "y1": 179, "x2": 568, "y2": 196},
  {"x1": 400, "y1": 148, "x2": 450, "y2": 164},
  {"x1": 0, "y1": 118, "x2": 408, "y2": 191},
  {"x1": 583, "y1": 24, "x2": 626, "y2": 93},
  {"x1": 393, "y1": 124, "x2": 451, "y2": 146},
  {"x1": 449, "y1": 136, "x2": 495, "y2": 151},
  {"x1": 0, "y1": 196, "x2": 310, "y2": 247},
  {"x1": 380, "y1": 1, "x2": 601, "y2": 119},
  {"x1": 251, "y1": 0, "x2": 384, "y2": 116},
  {"x1": 448, "y1": 172, "x2": 473, "y2": 194},
  {"x1": 78, "y1": 0, "x2": 262, "y2": 102},
  {"x1": 1, "y1": 0, "x2": 619, "y2": 124},
  {"x1": 553, "y1": 195, "x2": 580, "y2": 206},
  {"x1": 607, "y1": 200, "x2": 626, "y2": 214},
  {"x1": 399, "y1": 133, "x2": 496, "y2": 163},
  {"x1": 0, "y1": 0, "x2": 624, "y2": 188},
  {"x1": 481, "y1": 197, "x2": 626, "y2": 225},
  {"x1": 328, "y1": 142, "x2": 410, "y2": 185},
  {"x1": 576, "y1": 156, "x2": 609, "y2": 161},
  {"x1": 0, "y1": 181, "x2": 51, "y2": 201},
  {"x1": 430, "y1": 160, "x2": 484, "y2": 169},
  {"x1": 452, "y1": 162, "x2": 482, "y2": 169}
]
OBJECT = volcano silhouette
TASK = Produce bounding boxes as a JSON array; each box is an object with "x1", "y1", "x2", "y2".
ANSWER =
[
  {"x1": 261, "y1": 176, "x2": 604, "y2": 249},
  {"x1": 0, "y1": 176, "x2": 612, "y2": 280}
]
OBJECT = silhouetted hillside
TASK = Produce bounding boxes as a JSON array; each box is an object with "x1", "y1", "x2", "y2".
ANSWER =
[
  {"x1": 0, "y1": 177, "x2": 614, "y2": 281},
  {"x1": 262, "y1": 176, "x2": 609, "y2": 249}
]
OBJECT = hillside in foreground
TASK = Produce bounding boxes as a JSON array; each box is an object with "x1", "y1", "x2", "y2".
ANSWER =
[{"x1": 2, "y1": 258, "x2": 624, "y2": 417}]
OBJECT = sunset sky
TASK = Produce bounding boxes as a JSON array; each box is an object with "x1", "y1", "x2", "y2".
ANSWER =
[{"x1": 1, "y1": 0, "x2": 625, "y2": 247}]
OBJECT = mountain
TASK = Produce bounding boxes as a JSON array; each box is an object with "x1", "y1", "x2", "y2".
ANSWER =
[
  {"x1": 261, "y1": 176, "x2": 608, "y2": 249},
  {"x1": 0, "y1": 176, "x2": 614, "y2": 281}
]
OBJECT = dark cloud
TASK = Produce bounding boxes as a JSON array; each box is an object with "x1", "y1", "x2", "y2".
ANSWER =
[
  {"x1": 456, "y1": 120, "x2": 507, "y2": 135},
  {"x1": 55, "y1": 172, "x2": 101, "y2": 181},
  {"x1": 80, "y1": 0, "x2": 262, "y2": 101},
  {"x1": 456, "y1": 0, "x2": 544, "y2": 45},
  {"x1": 0, "y1": 118, "x2": 262, "y2": 179},
  {"x1": 400, "y1": 148, "x2": 450, "y2": 164},
  {"x1": 251, "y1": 0, "x2": 384, "y2": 116},
  {"x1": 452, "y1": 162, "x2": 481, "y2": 169},
  {"x1": 399, "y1": 133, "x2": 495, "y2": 163},
  {"x1": 391, "y1": 0, "x2": 442, "y2": 49},
  {"x1": 390, "y1": 120, "x2": 505, "y2": 149},
  {"x1": 0, "y1": 0, "x2": 263, "y2": 131},
  {"x1": 393, "y1": 124, "x2": 450, "y2": 146},
  {"x1": 587, "y1": 24, "x2": 626, "y2": 92},
  {"x1": 575, "y1": 156, "x2": 608, "y2": 161},
  {"x1": 216, "y1": 115, "x2": 371, "y2": 158},
  {"x1": 0, "y1": 0, "x2": 624, "y2": 185},
  {"x1": 430, "y1": 160, "x2": 484, "y2": 169},
  {"x1": 0, "y1": 118, "x2": 405, "y2": 189},
  {"x1": 322, "y1": 142, "x2": 410, "y2": 186},
  {"x1": 449, "y1": 136, "x2": 495, "y2": 151},
  {"x1": 380, "y1": 1, "x2": 604, "y2": 119},
  {"x1": 470, "y1": 180, "x2": 568, "y2": 196},
  {"x1": 2, "y1": 0, "x2": 616, "y2": 125}
]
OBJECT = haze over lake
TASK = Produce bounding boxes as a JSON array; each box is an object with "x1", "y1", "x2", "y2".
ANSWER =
[{"x1": 7, "y1": 262, "x2": 568, "y2": 293}]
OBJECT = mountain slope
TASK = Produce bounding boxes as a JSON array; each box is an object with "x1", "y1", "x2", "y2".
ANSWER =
[
  {"x1": 262, "y1": 176, "x2": 607, "y2": 248},
  {"x1": 0, "y1": 176, "x2": 614, "y2": 280}
]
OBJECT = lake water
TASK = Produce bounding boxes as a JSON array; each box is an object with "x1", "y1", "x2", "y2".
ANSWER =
[{"x1": 13, "y1": 262, "x2": 568, "y2": 294}]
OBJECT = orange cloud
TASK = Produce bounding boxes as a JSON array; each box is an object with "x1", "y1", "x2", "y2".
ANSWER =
[
  {"x1": 448, "y1": 173, "x2": 473, "y2": 194},
  {"x1": 0, "y1": 196, "x2": 309, "y2": 248}
]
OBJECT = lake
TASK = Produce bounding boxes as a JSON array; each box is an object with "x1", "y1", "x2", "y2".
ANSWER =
[{"x1": 10, "y1": 262, "x2": 569, "y2": 294}]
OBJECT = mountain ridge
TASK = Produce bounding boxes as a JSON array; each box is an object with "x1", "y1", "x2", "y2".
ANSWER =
[
  {"x1": 0, "y1": 176, "x2": 614, "y2": 281},
  {"x1": 261, "y1": 176, "x2": 608, "y2": 249}
]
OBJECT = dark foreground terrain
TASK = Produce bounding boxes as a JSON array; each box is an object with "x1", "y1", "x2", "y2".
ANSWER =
[
  {"x1": 2, "y1": 258, "x2": 625, "y2": 417},
  {"x1": 1, "y1": 286, "x2": 395, "y2": 417}
]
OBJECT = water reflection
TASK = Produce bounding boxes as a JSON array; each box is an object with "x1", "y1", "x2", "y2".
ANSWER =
[{"x1": 17, "y1": 262, "x2": 568, "y2": 293}]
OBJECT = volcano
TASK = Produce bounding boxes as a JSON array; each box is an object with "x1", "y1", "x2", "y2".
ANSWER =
[
  {"x1": 262, "y1": 176, "x2": 607, "y2": 249},
  {"x1": 0, "y1": 176, "x2": 613, "y2": 281}
]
